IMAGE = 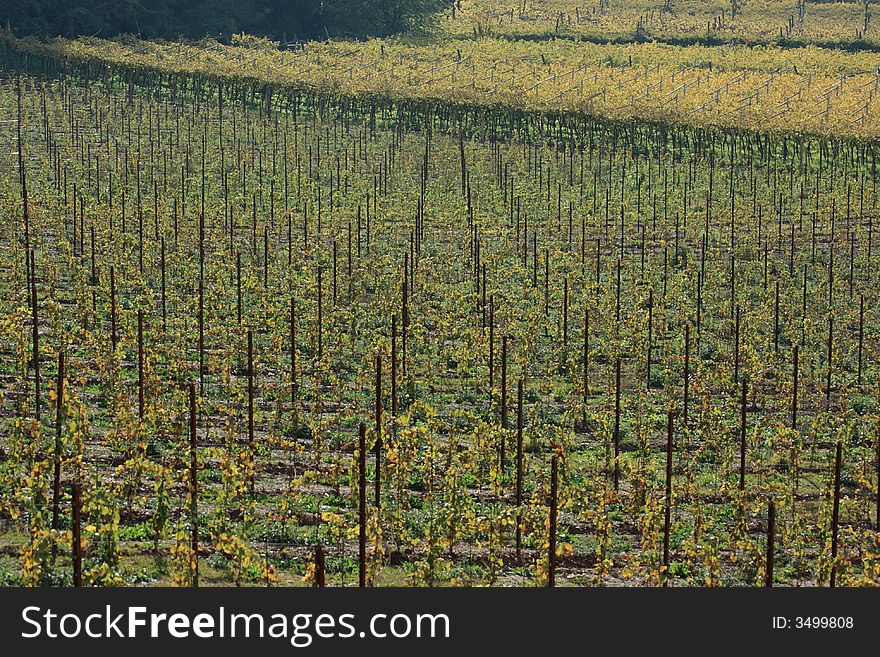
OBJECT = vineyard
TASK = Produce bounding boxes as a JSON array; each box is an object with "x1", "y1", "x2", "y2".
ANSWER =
[
  {"x1": 442, "y1": 0, "x2": 880, "y2": 48},
  {"x1": 1, "y1": 22, "x2": 880, "y2": 588},
  {"x1": 4, "y1": 33, "x2": 880, "y2": 139}
]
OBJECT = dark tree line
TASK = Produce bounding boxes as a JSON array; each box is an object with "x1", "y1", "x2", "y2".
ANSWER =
[{"x1": 2, "y1": 0, "x2": 447, "y2": 40}]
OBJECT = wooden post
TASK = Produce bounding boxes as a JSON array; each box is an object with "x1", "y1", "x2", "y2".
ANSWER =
[
  {"x1": 137, "y1": 310, "x2": 144, "y2": 420},
  {"x1": 563, "y1": 278, "x2": 569, "y2": 348},
  {"x1": 402, "y1": 255, "x2": 408, "y2": 377},
  {"x1": 263, "y1": 227, "x2": 269, "y2": 289},
  {"x1": 375, "y1": 353, "x2": 382, "y2": 508},
  {"x1": 314, "y1": 544, "x2": 325, "y2": 587},
  {"x1": 765, "y1": 500, "x2": 775, "y2": 587},
  {"x1": 683, "y1": 325, "x2": 690, "y2": 428},
  {"x1": 583, "y1": 308, "x2": 589, "y2": 412},
  {"x1": 615, "y1": 259, "x2": 621, "y2": 326},
  {"x1": 290, "y1": 297, "x2": 297, "y2": 417},
  {"x1": 391, "y1": 315, "x2": 398, "y2": 417},
  {"x1": 488, "y1": 295, "x2": 494, "y2": 397},
  {"x1": 515, "y1": 379, "x2": 524, "y2": 561},
  {"x1": 876, "y1": 423, "x2": 880, "y2": 533},
  {"x1": 739, "y1": 378, "x2": 747, "y2": 492},
  {"x1": 792, "y1": 344, "x2": 799, "y2": 430},
  {"x1": 858, "y1": 294, "x2": 864, "y2": 386},
  {"x1": 358, "y1": 422, "x2": 367, "y2": 587},
  {"x1": 160, "y1": 237, "x2": 167, "y2": 331},
  {"x1": 734, "y1": 304, "x2": 741, "y2": 386},
  {"x1": 774, "y1": 281, "x2": 780, "y2": 353},
  {"x1": 190, "y1": 383, "x2": 199, "y2": 587},
  {"x1": 826, "y1": 313, "x2": 833, "y2": 402},
  {"x1": 548, "y1": 454, "x2": 558, "y2": 588},
  {"x1": 247, "y1": 329, "x2": 254, "y2": 494},
  {"x1": 72, "y1": 482, "x2": 82, "y2": 587},
  {"x1": 110, "y1": 266, "x2": 117, "y2": 351},
  {"x1": 663, "y1": 410, "x2": 673, "y2": 586},
  {"x1": 647, "y1": 289, "x2": 653, "y2": 388},
  {"x1": 52, "y1": 350, "x2": 65, "y2": 531},
  {"x1": 199, "y1": 275, "x2": 204, "y2": 395},
  {"x1": 30, "y1": 250, "x2": 40, "y2": 421},
  {"x1": 317, "y1": 266, "x2": 323, "y2": 360},
  {"x1": 613, "y1": 357, "x2": 621, "y2": 490},
  {"x1": 830, "y1": 441, "x2": 842, "y2": 587},
  {"x1": 236, "y1": 252, "x2": 242, "y2": 325},
  {"x1": 500, "y1": 336, "x2": 508, "y2": 430}
]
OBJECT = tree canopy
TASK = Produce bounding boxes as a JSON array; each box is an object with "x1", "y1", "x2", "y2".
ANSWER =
[{"x1": 2, "y1": 0, "x2": 447, "y2": 40}]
